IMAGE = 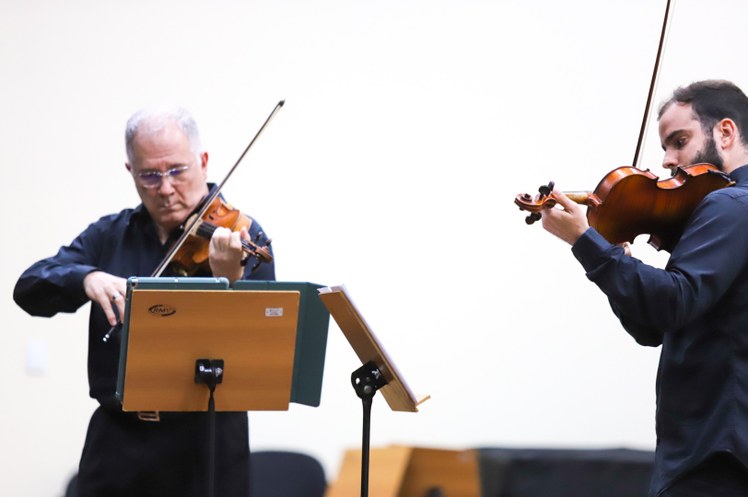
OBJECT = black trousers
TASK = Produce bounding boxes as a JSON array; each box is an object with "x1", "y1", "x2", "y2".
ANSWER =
[
  {"x1": 661, "y1": 452, "x2": 748, "y2": 497},
  {"x1": 77, "y1": 406, "x2": 250, "y2": 497}
]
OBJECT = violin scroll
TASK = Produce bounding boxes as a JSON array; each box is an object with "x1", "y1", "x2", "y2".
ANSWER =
[
  {"x1": 515, "y1": 181, "x2": 557, "y2": 224},
  {"x1": 242, "y1": 231, "x2": 273, "y2": 269}
]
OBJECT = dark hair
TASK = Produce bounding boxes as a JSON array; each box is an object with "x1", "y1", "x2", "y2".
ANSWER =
[{"x1": 658, "y1": 80, "x2": 748, "y2": 146}]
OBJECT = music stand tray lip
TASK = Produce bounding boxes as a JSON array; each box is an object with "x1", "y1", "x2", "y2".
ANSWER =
[{"x1": 318, "y1": 284, "x2": 430, "y2": 412}]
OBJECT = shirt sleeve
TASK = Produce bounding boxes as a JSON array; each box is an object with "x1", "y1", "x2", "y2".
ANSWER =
[
  {"x1": 571, "y1": 189, "x2": 748, "y2": 343},
  {"x1": 13, "y1": 221, "x2": 106, "y2": 317}
]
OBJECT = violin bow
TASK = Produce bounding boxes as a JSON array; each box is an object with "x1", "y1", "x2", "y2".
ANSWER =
[
  {"x1": 632, "y1": 0, "x2": 674, "y2": 169},
  {"x1": 151, "y1": 100, "x2": 285, "y2": 278}
]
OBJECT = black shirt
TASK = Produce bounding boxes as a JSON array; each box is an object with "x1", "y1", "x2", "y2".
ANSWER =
[{"x1": 572, "y1": 165, "x2": 748, "y2": 495}]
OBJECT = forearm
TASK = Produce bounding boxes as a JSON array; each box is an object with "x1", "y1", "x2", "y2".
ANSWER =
[{"x1": 14, "y1": 258, "x2": 98, "y2": 316}]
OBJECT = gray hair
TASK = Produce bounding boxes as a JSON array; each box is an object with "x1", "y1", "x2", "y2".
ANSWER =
[{"x1": 125, "y1": 106, "x2": 204, "y2": 164}]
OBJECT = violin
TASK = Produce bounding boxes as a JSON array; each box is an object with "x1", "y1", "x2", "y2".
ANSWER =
[
  {"x1": 513, "y1": 0, "x2": 735, "y2": 253},
  {"x1": 515, "y1": 164, "x2": 734, "y2": 252},
  {"x1": 169, "y1": 195, "x2": 273, "y2": 276}
]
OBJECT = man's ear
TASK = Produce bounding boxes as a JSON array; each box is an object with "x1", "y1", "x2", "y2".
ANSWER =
[
  {"x1": 716, "y1": 118, "x2": 738, "y2": 150},
  {"x1": 200, "y1": 152, "x2": 209, "y2": 179},
  {"x1": 125, "y1": 162, "x2": 132, "y2": 172}
]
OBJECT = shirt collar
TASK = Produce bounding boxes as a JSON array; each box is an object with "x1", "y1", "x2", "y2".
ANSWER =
[{"x1": 730, "y1": 164, "x2": 748, "y2": 183}]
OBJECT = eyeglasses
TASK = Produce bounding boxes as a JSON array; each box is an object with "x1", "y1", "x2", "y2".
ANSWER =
[{"x1": 132, "y1": 164, "x2": 191, "y2": 189}]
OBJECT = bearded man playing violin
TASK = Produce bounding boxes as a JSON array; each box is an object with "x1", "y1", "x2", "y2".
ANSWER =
[
  {"x1": 13, "y1": 107, "x2": 274, "y2": 497},
  {"x1": 539, "y1": 79, "x2": 748, "y2": 497}
]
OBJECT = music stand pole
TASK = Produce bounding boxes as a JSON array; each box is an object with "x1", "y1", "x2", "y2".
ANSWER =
[
  {"x1": 319, "y1": 285, "x2": 430, "y2": 497},
  {"x1": 195, "y1": 359, "x2": 224, "y2": 497},
  {"x1": 351, "y1": 361, "x2": 387, "y2": 497}
]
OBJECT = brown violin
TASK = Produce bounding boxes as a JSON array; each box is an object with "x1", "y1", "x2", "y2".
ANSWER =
[
  {"x1": 169, "y1": 196, "x2": 273, "y2": 276},
  {"x1": 512, "y1": 1, "x2": 735, "y2": 253},
  {"x1": 514, "y1": 164, "x2": 734, "y2": 252}
]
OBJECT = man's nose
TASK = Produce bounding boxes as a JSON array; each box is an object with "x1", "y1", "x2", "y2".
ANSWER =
[
  {"x1": 662, "y1": 150, "x2": 679, "y2": 170},
  {"x1": 157, "y1": 177, "x2": 176, "y2": 194}
]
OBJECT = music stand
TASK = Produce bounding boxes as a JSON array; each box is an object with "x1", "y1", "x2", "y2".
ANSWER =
[
  {"x1": 115, "y1": 277, "x2": 329, "y2": 497},
  {"x1": 232, "y1": 280, "x2": 331, "y2": 407},
  {"x1": 318, "y1": 285, "x2": 429, "y2": 497}
]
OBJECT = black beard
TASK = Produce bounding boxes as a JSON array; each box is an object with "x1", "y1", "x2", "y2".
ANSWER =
[{"x1": 692, "y1": 136, "x2": 724, "y2": 171}]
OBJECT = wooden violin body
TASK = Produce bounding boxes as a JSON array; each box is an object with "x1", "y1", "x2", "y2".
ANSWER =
[
  {"x1": 515, "y1": 164, "x2": 734, "y2": 252},
  {"x1": 169, "y1": 196, "x2": 273, "y2": 276}
]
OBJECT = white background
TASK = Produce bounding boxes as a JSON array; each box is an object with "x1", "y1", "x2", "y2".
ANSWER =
[{"x1": 2, "y1": 1, "x2": 747, "y2": 495}]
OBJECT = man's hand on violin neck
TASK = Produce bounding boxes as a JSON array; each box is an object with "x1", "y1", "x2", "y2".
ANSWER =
[
  {"x1": 208, "y1": 226, "x2": 248, "y2": 283},
  {"x1": 540, "y1": 190, "x2": 590, "y2": 245},
  {"x1": 83, "y1": 271, "x2": 128, "y2": 327}
]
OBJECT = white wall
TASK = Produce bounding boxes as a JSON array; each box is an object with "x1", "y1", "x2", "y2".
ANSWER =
[{"x1": 2, "y1": 0, "x2": 747, "y2": 495}]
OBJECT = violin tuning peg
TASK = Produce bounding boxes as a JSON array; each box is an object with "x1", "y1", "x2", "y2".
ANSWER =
[
  {"x1": 525, "y1": 212, "x2": 542, "y2": 225},
  {"x1": 538, "y1": 181, "x2": 555, "y2": 197}
]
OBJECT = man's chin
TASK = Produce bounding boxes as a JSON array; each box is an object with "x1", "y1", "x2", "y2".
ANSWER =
[{"x1": 151, "y1": 208, "x2": 188, "y2": 229}]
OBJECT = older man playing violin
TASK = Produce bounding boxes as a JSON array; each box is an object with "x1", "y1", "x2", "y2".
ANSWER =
[{"x1": 13, "y1": 107, "x2": 274, "y2": 497}]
